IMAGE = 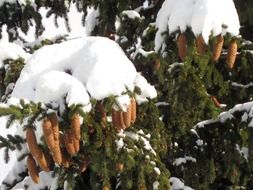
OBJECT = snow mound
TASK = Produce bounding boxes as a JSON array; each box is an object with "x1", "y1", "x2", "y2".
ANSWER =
[
  {"x1": 11, "y1": 36, "x2": 156, "y2": 108},
  {"x1": 155, "y1": 0, "x2": 240, "y2": 51},
  {"x1": 0, "y1": 41, "x2": 30, "y2": 67}
]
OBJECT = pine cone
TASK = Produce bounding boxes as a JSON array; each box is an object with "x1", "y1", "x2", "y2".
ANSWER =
[
  {"x1": 112, "y1": 109, "x2": 126, "y2": 131},
  {"x1": 212, "y1": 34, "x2": 224, "y2": 62},
  {"x1": 26, "y1": 128, "x2": 42, "y2": 159},
  {"x1": 42, "y1": 118, "x2": 55, "y2": 150},
  {"x1": 115, "y1": 162, "x2": 124, "y2": 172},
  {"x1": 27, "y1": 154, "x2": 40, "y2": 184},
  {"x1": 64, "y1": 130, "x2": 76, "y2": 156},
  {"x1": 61, "y1": 153, "x2": 71, "y2": 168},
  {"x1": 123, "y1": 104, "x2": 131, "y2": 128},
  {"x1": 130, "y1": 98, "x2": 136, "y2": 123},
  {"x1": 73, "y1": 137, "x2": 80, "y2": 153},
  {"x1": 42, "y1": 117, "x2": 62, "y2": 165},
  {"x1": 177, "y1": 33, "x2": 187, "y2": 61},
  {"x1": 71, "y1": 114, "x2": 81, "y2": 140},
  {"x1": 226, "y1": 38, "x2": 238, "y2": 69},
  {"x1": 36, "y1": 149, "x2": 51, "y2": 172},
  {"x1": 96, "y1": 101, "x2": 107, "y2": 128},
  {"x1": 48, "y1": 114, "x2": 62, "y2": 164},
  {"x1": 154, "y1": 59, "x2": 160, "y2": 70},
  {"x1": 196, "y1": 35, "x2": 207, "y2": 55},
  {"x1": 211, "y1": 96, "x2": 221, "y2": 108}
]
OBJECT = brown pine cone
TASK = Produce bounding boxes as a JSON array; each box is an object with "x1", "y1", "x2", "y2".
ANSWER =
[
  {"x1": 64, "y1": 130, "x2": 76, "y2": 156},
  {"x1": 112, "y1": 109, "x2": 126, "y2": 131},
  {"x1": 61, "y1": 153, "x2": 71, "y2": 168},
  {"x1": 115, "y1": 162, "x2": 124, "y2": 172},
  {"x1": 123, "y1": 104, "x2": 131, "y2": 128},
  {"x1": 177, "y1": 33, "x2": 187, "y2": 61},
  {"x1": 42, "y1": 118, "x2": 55, "y2": 151},
  {"x1": 212, "y1": 34, "x2": 224, "y2": 62},
  {"x1": 27, "y1": 154, "x2": 40, "y2": 184},
  {"x1": 73, "y1": 137, "x2": 80, "y2": 153},
  {"x1": 196, "y1": 35, "x2": 207, "y2": 55},
  {"x1": 154, "y1": 59, "x2": 160, "y2": 70},
  {"x1": 130, "y1": 98, "x2": 136, "y2": 123},
  {"x1": 211, "y1": 96, "x2": 221, "y2": 108},
  {"x1": 48, "y1": 114, "x2": 62, "y2": 165},
  {"x1": 71, "y1": 114, "x2": 81, "y2": 140},
  {"x1": 96, "y1": 101, "x2": 107, "y2": 128},
  {"x1": 42, "y1": 117, "x2": 62, "y2": 165},
  {"x1": 226, "y1": 38, "x2": 238, "y2": 69},
  {"x1": 36, "y1": 149, "x2": 51, "y2": 172},
  {"x1": 26, "y1": 128, "x2": 42, "y2": 159}
]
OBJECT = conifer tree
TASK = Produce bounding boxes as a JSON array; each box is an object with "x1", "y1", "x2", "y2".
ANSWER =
[{"x1": 0, "y1": 0, "x2": 252, "y2": 190}]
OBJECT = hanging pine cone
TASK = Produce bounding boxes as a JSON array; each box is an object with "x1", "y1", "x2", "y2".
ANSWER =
[
  {"x1": 211, "y1": 96, "x2": 221, "y2": 108},
  {"x1": 27, "y1": 154, "x2": 40, "y2": 184},
  {"x1": 73, "y1": 137, "x2": 80, "y2": 153},
  {"x1": 130, "y1": 98, "x2": 136, "y2": 123},
  {"x1": 61, "y1": 153, "x2": 71, "y2": 168},
  {"x1": 123, "y1": 104, "x2": 132, "y2": 128},
  {"x1": 154, "y1": 59, "x2": 161, "y2": 70},
  {"x1": 115, "y1": 162, "x2": 124, "y2": 172},
  {"x1": 64, "y1": 130, "x2": 77, "y2": 156},
  {"x1": 212, "y1": 34, "x2": 224, "y2": 62},
  {"x1": 42, "y1": 116, "x2": 62, "y2": 165},
  {"x1": 196, "y1": 35, "x2": 207, "y2": 55},
  {"x1": 71, "y1": 114, "x2": 81, "y2": 140},
  {"x1": 177, "y1": 33, "x2": 187, "y2": 61},
  {"x1": 112, "y1": 109, "x2": 126, "y2": 132},
  {"x1": 36, "y1": 149, "x2": 51, "y2": 172},
  {"x1": 96, "y1": 101, "x2": 107, "y2": 128},
  {"x1": 26, "y1": 128, "x2": 41, "y2": 158},
  {"x1": 226, "y1": 38, "x2": 238, "y2": 69}
]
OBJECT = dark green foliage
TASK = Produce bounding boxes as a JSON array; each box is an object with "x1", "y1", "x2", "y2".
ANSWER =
[{"x1": 0, "y1": 0, "x2": 253, "y2": 189}]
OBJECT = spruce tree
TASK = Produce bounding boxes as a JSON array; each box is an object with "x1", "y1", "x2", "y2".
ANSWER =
[{"x1": 0, "y1": 0, "x2": 252, "y2": 190}]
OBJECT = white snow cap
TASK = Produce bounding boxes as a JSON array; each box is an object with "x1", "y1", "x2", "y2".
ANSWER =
[
  {"x1": 0, "y1": 41, "x2": 30, "y2": 68},
  {"x1": 11, "y1": 36, "x2": 157, "y2": 109},
  {"x1": 155, "y1": 0, "x2": 240, "y2": 51}
]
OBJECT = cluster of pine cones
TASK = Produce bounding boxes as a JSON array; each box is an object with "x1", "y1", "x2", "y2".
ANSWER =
[
  {"x1": 177, "y1": 33, "x2": 238, "y2": 69},
  {"x1": 26, "y1": 98, "x2": 137, "y2": 183}
]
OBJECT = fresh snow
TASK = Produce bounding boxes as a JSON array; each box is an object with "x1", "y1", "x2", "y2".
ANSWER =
[
  {"x1": 170, "y1": 177, "x2": 194, "y2": 190},
  {"x1": 11, "y1": 37, "x2": 156, "y2": 103},
  {"x1": 155, "y1": 0, "x2": 240, "y2": 51},
  {"x1": 0, "y1": 40, "x2": 30, "y2": 68},
  {"x1": 122, "y1": 10, "x2": 141, "y2": 20}
]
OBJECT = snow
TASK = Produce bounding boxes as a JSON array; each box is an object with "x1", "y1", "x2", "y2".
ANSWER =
[
  {"x1": 173, "y1": 156, "x2": 196, "y2": 166},
  {"x1": 153, "y1": 181, "x2": 159, "y2": 190},
  {"x1": 11, "y1": 37, "x2": 155, "y2": 103},
  {"x1": 122, "y1": 10, "x2": 141, "y2": 20},
  {"x1": 0, "y1": 41, "x2": 30, "y2": 68},
  {"x1": 0, "y1": 117, "x2": 17, "y2": 185},
  {"x1": 34, "y1": 71, "x2": 91, "y2": 112},
  {"x1": 196, "y1": 139, "x2": 203, "y2": 146},
  {"x1": 85, "y1": 7, "x2": 100, "y2": 36},
  {"x1": 170, "y1": 177, "x2": 194, "y2": 190},
  {"x1": 195, "y1": 102, "x2": 253, "y2": 129},
  {"x1": 154, "y1": 167, "x2": 161, "y2": 175},
  {"x1": 155, "y1": 0, "x2": 240, "y2": 51},
  {"x1": 11, "y1": 172, "x2": 55, "y2": 190}
]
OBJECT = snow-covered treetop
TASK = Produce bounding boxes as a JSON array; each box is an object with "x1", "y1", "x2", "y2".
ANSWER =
[
  {"x1": 10, "y1": 36, "x2": 157, "y2": 112},
  {"x1": 155, "y1": 0, "x2": 240, "y2": 52}
]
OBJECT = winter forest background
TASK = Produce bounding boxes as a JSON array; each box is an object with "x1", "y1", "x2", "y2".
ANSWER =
[{"x1": 0, "y1": 0, "x2": 252, "y2": 190}]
